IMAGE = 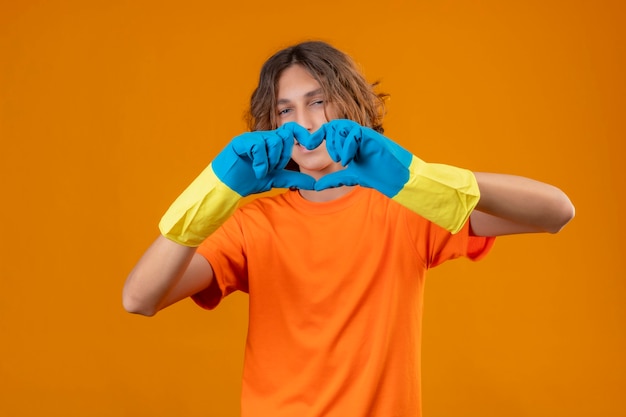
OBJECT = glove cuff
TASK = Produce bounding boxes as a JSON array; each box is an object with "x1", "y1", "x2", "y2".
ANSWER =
[
  {"x1": 159, "y1": 163, "x2": 241, "y2": 246},
  {"x1": 392, "y1": 156, "x2": 480, "y2": 234}
]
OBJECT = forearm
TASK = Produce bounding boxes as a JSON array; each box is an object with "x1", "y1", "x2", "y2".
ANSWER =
[
  {"x1": 473, "y1": 172, "x2": 575, "y2": 234},
  {"x1": 123, "y1": 235, "x2": 198, "y2": 316}
]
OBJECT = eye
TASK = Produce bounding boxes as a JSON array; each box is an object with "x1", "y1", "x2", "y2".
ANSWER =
[
  {"x1": 278, "y1": 108, "x2": 292, "y2": 117},
  {"x1": 311, "y1": 100, "x2": 324, "y2": 106}
]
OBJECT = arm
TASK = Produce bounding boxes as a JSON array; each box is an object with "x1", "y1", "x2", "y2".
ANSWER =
[
  {"x1": 470, "y1": 172, "x2": 575, "y2": 237},
  {"x1": 123, "y1": 236, "x2": 214, "y2": 316},
  {"x1": 309, "y1": 120, "x2": 574, "y2": 236}
]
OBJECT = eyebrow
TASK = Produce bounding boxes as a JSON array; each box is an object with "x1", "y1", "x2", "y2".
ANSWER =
[{"x1": 277, "y1": 88, "x2": 324, "y2": 105}]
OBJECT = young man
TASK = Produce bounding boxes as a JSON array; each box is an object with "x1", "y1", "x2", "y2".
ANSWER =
[{"x1": 123, "y1": 41, "x2": 574, "y2": 416}]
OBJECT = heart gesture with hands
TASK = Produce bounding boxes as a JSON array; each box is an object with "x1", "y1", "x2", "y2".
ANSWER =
[{"x1": 160, "y1": 119, "x2": 479, "y2": 246}]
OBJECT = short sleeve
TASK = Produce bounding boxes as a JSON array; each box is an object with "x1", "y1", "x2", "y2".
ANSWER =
[
  {"x1": 466, "y1": 229, "x2": 495, "y2": 261},
  {"x1": 407, "y1": 210, "x2": 495, "y2": 269},
  {"x1": 192, "y1": 211, "x2": 250, "y2": 310}
]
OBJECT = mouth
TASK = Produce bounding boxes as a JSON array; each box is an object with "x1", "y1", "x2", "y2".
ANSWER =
[
  {"x1": 294, "y1": 136, "x2": 325, "y2": 150},
  {"x1": 294, "y1": 142, "x2": 312, "y2": 151}
]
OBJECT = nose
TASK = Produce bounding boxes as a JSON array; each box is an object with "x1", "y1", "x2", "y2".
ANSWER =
[{"x1": 295, "y1": 110, "x2": 314, "y2": 133}]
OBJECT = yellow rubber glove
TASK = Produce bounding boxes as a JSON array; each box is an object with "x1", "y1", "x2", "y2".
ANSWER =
[{"x1": 391, "y1": 157, "x2": 479, "y2": 233}]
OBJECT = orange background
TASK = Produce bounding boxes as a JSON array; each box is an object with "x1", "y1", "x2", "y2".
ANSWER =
[{"x1": 1, "y1": 0, "x2": 624, "y2": 416}]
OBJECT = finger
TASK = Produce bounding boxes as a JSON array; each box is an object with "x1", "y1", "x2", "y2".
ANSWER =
[
  {"x1": 231, "y1": 134, "x2": 269, "y2": 179},
  {"x1": 269, "y1": 170, "x2": 316, "y2": 190},
  {"x1": 338, "y1": 126, "x2": 361, "y2": 166},
  {"x1": 279, "y1": 121, "x2": 324, "y2": 150},
  {"x1": 264, "y1": 132, "x2": 286, "y2": 172},
  {"x1": 332, "y1": 119, "x2": 359, "y2": 137},
  {"x1": 273, "y1": 129, "x2": 294, "y2": 170},
  {"x1": 277, "y1": 122, "x2": 299, "y2": 141},
  {"x1": 324, "y1": 119, "x2": 360, "y2": 163},
  {"x1": 278, "y1": 122, "x2": 317, "y2": 149},
  {"x1": 322, "y1": 125, "x2": 341, "y2": 162},
  {"x1": 249, "y1": 140, "x2": 270, "y2": 179},
  {"x1": 314, "y1": 170, "x2": 361, "y2": 191}
]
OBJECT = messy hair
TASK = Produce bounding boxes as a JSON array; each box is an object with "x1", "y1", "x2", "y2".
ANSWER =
[{"x1": 247, "y1": 41, "x2": 388, "y2": 133}]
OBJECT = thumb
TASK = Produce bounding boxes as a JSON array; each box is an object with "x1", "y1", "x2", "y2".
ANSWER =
[
  {"x1": 314, "y1": 170, "x2": 361, "y2": 191},
  {"x1": 269, "y1": 170, "x2": 317, "y2": 190}
]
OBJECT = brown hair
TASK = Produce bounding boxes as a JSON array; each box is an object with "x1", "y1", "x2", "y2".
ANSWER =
[{"x1": 247, "y1": 41, "x2": 388, "y2": 133}]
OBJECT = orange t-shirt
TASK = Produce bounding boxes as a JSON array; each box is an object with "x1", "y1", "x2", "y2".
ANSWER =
[{"x1": 194, "y1": 186, "x2": 494, "y2": 417}]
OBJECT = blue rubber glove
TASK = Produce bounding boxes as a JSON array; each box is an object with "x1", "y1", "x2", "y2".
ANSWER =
[
  {"x1": 312, "y1": 119, "x2": 480, "y2": 233},
  {"x1": 212, "y1": 122, "x2": 316, "y2": 195},
  {"x1": 159, "y1": 123, "x2": 315, "y2": 246}
]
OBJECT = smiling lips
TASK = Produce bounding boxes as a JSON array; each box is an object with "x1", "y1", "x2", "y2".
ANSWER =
[
  {"x1": 294, "y1": 140, "x2": 319, "y2": 153},
  {"x1": 294, "y1": 143, "x2": 315, "y2": 154}
]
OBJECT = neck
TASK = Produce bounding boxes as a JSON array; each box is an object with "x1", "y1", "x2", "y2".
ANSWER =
[{"x1": 298, "y1": 186, "x2": 354, "y2": 202}]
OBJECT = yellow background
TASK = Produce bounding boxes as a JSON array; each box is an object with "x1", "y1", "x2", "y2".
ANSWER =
[{"x1": 1, "y1": 0, "x2": 624, "y2": 416}]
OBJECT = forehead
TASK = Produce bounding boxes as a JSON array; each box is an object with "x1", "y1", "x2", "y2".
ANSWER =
[{"x1": 276, "y1": 65, "x2": 322, "y2": 101}]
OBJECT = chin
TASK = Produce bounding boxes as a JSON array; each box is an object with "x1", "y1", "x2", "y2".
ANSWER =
[
  {"x1": 297, "y1": 161, "x2": 345, "y2": 177},
  {"x1": 292, "y1": 146, "x2": 344, "y2": 175}
]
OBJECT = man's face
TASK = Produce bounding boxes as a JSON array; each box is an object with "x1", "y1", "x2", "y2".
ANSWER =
[{"x1": 276, "y1": 64, "x2": 343, "y2": 179}]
